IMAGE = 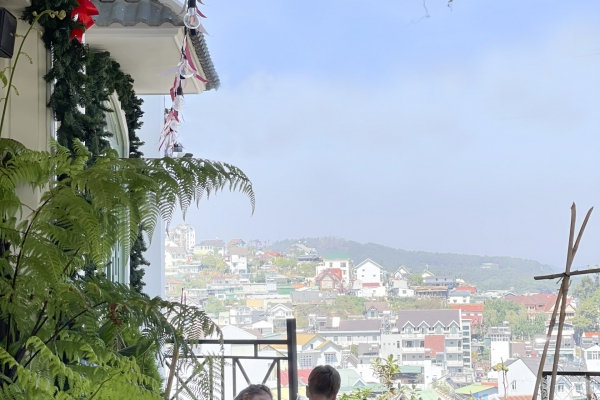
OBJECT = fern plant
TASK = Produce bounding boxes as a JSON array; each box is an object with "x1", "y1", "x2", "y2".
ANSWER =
[{"x1": 0, "y1": 138, "x2": 254, "y2": 398}]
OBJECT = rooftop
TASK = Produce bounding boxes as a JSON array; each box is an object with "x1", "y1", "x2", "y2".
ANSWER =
[
  {"x1": 324, "y1": 319, "x2": 382, "y2": 331},
  {"x1": 396, "y1": 309, "x2": 461, "y2": 328}
]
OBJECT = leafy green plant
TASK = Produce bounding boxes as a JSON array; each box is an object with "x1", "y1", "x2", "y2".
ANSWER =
[
  {"x1": 339, "y1": 387, "x2": 372, "y2": 400},
  {"x1": 0, "y1": 138, "x2": 254, "y2": 398},
  {"x1": 371, "y1": 355, "x2": 400, "y2": 393}
]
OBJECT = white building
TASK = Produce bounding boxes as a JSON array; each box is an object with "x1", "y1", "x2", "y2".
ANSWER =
[
  {"x1": 225, "y1": 247, "x2": 248, "y2": 274},
  {"x1": 319, "y1": 318, "x2": 382, "y2": 347},
  {"x1": 380, "y1": 309, "x2": 470, "y2": 373},
  {"x1": 499, "y1": 358, "x2": 559, "y2": 398},
  {"x1": 354, "y1": 259, "x2": 384, "y2": 285},
  {"x1": 488, "y1": 326, "x2": 511, "y2": 370},
  {"x1": 316, "y1": 255, "x2": 352, "y2": 285},
  {"x1": 448, "y1": 290, "x2": 471, "y2": 304},
  {"x1": 354, "y1": 283, "x2": 387, "y2": 298},
  {"x1": 172, "y1": 224, "x2": 196, "y2": 252}
]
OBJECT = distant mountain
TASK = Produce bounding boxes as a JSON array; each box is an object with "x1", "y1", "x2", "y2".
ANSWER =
[{"x1": 271, "y1": 237, "x2": 560, "y2": 294}]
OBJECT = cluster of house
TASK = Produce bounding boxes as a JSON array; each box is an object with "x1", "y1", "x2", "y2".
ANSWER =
[
  {"x1": 312, "y1": 255, "x2": 476, "y2": 303},
  {"x1": 164, "y1": 228, "x2": 600, "y2": 399}
]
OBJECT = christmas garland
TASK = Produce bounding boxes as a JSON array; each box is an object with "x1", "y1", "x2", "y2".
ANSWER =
[
  {"x1": 22, "y1": 0, "x2": 148, "y2": 289},
  {"x1": 22, "y1": 0, "x2": 145, "y2": 158}
]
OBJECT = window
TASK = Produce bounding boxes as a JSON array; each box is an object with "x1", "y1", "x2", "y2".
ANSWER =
[
  {"x1": 420, "y1": 341, "x2": 425, "y2": 348},
  {"x1": 557, "y1": 384, "x2": 565, "y2": 393},
  {"x1": 325, "y1": 353, "x2": 336, "y2": 364},
  {"x1": 397, "y1": 341, "x2": 400, "y2": 349},
  {"x1": 333, "y1": 336, "x2": 338, "y2": 342},
  {"x1": 406, "y1": 341, "x2": 413, "y2": 348},
  {"x1": 347, "y1": 336, "x2": 352, "y2": 342},
  {"x1": 588, "y1": 351, "x2": 600, "y2": 360},
  {"x1": 435, "y1": 325, "x2": 442, "y2": 334},
  {"x1": 299, "y1": 356, "x2": 312, "y2": 368},
  {"x1": 511, "y1": 381, "x2": 517, "y2": 390}
]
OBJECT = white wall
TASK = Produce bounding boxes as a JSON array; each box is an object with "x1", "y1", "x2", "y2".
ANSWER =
[
  {"x1": 498, "y1": 359, "x2": 536, "y2": 397},
  {"x1": 138, "y1": 96, "x2": 166, "y2": 299},
  {"x1": 490, "y1": 341, "x2": 510, "y2": 369},
  {"x1": 355, "y1": 261, "x2": 382, "y2": 285}
]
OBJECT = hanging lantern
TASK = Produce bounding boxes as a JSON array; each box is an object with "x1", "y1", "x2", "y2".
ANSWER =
[
  {"x1": 183, "y1": 0, "x2": 203, "y2": 29},
  {"x1": 173, "y1": 142, "x2": 183, "y2": 153}
]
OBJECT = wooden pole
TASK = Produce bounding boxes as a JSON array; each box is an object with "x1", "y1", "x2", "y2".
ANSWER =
[{"x1": 532, "y1": 204, "x2": 593, "y2": 400}]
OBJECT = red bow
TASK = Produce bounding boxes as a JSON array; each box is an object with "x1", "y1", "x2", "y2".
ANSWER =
[{"x1": 70, "y1": 0, "x2": 99, "y2": 42}]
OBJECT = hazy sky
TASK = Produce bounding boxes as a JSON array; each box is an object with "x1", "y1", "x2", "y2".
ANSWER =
[{"x1": 171, "y1": 0, "x2": 600, "y2": 268}]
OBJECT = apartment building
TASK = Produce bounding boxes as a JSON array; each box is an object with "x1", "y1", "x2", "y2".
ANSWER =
[
  {"x1": 380, "y1": 309, "x2": 470, "y2": 373},
  {"x1": 423, "y1": 275, "x2": 458, "y2": 290},
  {"x1": 319, "y1": 318, "x2": 382, "y2": 347}
]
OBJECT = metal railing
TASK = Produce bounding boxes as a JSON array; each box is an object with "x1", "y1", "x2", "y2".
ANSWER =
[
  {"x1": 540, "y1": 371, "x2": 600, "y2": 400},
  {"x1": 183, "y1": 319, "x2": 299, "y2": 400}
]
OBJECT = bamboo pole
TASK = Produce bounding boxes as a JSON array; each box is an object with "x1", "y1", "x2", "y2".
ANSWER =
[{"x1": 532, "y1": 204, "x2": 593, "y2": 400}]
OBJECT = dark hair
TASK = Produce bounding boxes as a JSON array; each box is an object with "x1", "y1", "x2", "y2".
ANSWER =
[
  {"x1": 234, "y1": 384, "x2": 273, "y2": 400},
  {"x1": 308, "y1": 365, "x2": 341, "y2": 399}
]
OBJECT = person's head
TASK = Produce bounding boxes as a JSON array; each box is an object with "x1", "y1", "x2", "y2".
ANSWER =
[
  {"x1": 306, "y1": 365, "x2": 341, "y2": 400},
  {"x1": 234, "y1": 384, "x2": 273, "y2": 400}
]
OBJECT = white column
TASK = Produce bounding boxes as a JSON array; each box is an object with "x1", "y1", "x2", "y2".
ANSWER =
[{"x1": 138, "y1": 96, "x2": 166, "y2": 299}]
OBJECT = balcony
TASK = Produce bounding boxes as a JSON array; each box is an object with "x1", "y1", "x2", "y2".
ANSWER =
[
  {"x1": 181, "y1": 319, "x2": 300, "y2": 400},
  {"x1": 446, "y1": 359, "x2": 464, "y2": 366},
  {"x1": 445, "y1": 346, "x2": 463, "y2": 353},
  {"x1": 402, "y1": 347, "x2": 426, "y2": 353},
  {"x1": 539, "y1": 371, "x2": 600, "y2": 400}
]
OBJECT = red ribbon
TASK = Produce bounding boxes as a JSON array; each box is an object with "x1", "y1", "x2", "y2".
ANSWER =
[{"x1": 70, "y1": 0, "x2": 99, "y2": 42}]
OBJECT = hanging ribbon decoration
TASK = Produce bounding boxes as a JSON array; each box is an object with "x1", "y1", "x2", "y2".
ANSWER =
[
  {"x1": 70, "y1": 0, "x2": 99, "y2": 42},
  {"x1": 158, "y1": 0, "x2": 209, "y2": 157}
]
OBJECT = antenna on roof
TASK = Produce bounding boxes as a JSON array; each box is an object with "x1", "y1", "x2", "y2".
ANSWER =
[{"x1": 381, "y1": 310, "x2": 392, "y2": 334}]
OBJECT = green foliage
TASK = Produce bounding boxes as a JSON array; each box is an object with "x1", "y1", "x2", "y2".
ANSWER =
[
  {"x1": 371, "y1": 355, "x2": 400, "y2": 392},
  {"x1": 573, "y1": 290, "x2": 600, "y2": 331},
  {"x1": 483, "y1": 300, "x2": 545, "y2": 339},
  {"x1": 339, "y1": 387, "x2": 372, "y2": 400},
  {"x1": 22, "y1": 2, "x2": 146, "y2": 158},
  {"x1": 409, "y1": 274, "x2": 423, "y2": 286},
  {"x1": 0, "y1": 138, "x2": 254, "y2": 397},
  {"x1": 275, "y1": 257, "x2": 297, "y2": 269},
  {"x1": 332, "y1": 296, "x2": 366, "y2": 315},
  {"x1": 389, "y1": 297, "x2": 447, "y2": 311},
  {"x1": 201, "y1": 255, "x2": 227, "y2": 273},
  {"x1": 251, "y1": 272, "x2": 266, "y2": 283},
  {"x1": 272, "y1": 237, "x2": 559, "y2": 293},
  {"x1": 297, "y1": 262, "x2": 317, "y2": 278},
  {"x1": 573, "y1": 276, "x2": 597, "y2": 303},
  {"x1": 130, "y1": 229, "x2": 150, "y2": 294},
  {"x1": 294, "y1": 296, "x2": 367, "y2": 328},
  {"x1": 204, "y1": 297, "x2": 226, "y2": 315}
]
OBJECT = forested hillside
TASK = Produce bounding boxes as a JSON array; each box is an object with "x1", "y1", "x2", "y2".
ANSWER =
[{"x1": 272, "y1": 237, "x2": 560, "y2": 293}]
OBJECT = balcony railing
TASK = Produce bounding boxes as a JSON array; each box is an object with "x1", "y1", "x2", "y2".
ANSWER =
[
  {"x1": 173, "y1": 319, "x2": 299, "y2": 400},
  {"x1": 539, "y1": 371, "x2": 600, "y2": 400}
]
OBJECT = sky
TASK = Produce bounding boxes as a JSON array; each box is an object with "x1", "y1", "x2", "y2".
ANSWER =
[{"x1": 170, "y1": 0, "x2": 600, "y2": 268}]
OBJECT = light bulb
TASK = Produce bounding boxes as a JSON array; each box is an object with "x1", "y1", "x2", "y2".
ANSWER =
[
  {"x1": 173, "y1": 95, "x2": 185, "y2": 111},
  {"x1": 178, "y1": 59, "x2": 195, "y2": 79},
  {"x1": 183, "y1": 7, "x2": 202, "y2": 29}
]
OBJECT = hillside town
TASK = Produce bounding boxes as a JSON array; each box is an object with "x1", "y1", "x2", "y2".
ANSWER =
[{"x1": 165, "y1": 224, "x2": 600, "y2": 400}]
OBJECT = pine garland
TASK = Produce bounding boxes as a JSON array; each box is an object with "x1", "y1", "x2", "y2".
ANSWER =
[
  {"x1": 23, "y1": 0, "x2": 148, "y2": 287},
  {"x1": 22, "y1": 0, "x2": 145, "y2": 158}
]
